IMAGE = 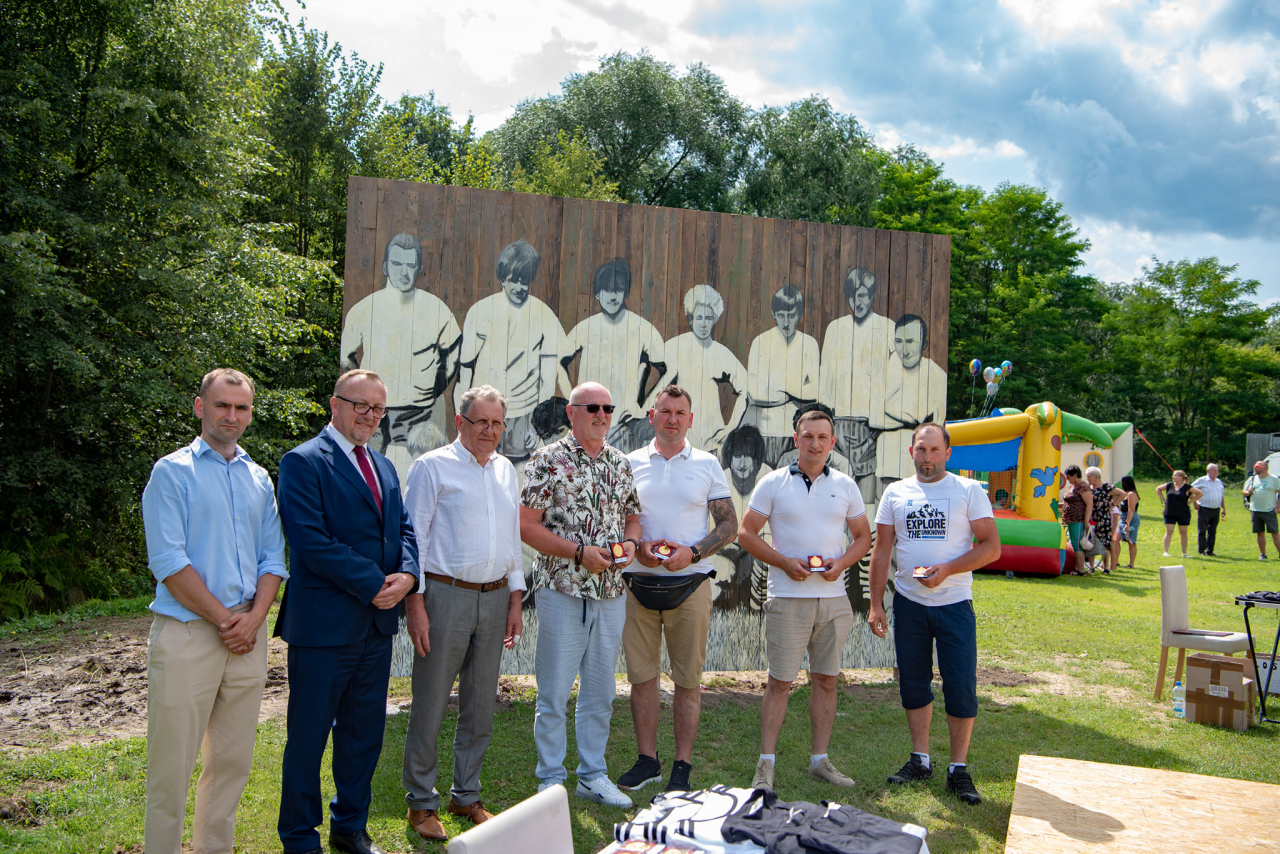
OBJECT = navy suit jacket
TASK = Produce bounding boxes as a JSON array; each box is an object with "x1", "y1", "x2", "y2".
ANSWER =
[{"x1": 275, "y1": 429, "x2": 419, "y2": 647}]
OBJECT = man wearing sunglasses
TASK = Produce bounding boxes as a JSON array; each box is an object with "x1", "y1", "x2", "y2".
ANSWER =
[
  {"x1": 401, "y1": 385, "x2": 525, "y2": 841},
  {"x1": 520, "y1": 382, "x2": 643, "y2": 808},
  {"x1": 276, "y1": 369, "x2": 420, "y2": 854}
]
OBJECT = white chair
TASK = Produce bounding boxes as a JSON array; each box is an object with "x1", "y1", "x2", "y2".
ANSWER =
[
  {"x1": 1155, "y1": 565, "x2": 1251, "y2": 699},
  {"x1": 448, "y1": 783, "x2": 574, "y2": 854}
]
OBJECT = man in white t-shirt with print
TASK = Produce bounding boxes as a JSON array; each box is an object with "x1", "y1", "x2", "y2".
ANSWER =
[
  {"x1": 617, "y1": 385, "x2": 738, "y2": 795},
  {"x1": 738, "y1": 406, "x2": 872, "y2": 791},
  {"x1": 868, "y1": 422, "x2": 1000, "y2": 806}
]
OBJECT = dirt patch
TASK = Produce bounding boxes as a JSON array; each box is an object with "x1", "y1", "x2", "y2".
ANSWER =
[
  {"x1": 0, "y1": 614, "x2": 292, "y2": 751},
  {"x1": 977, "y1": 666, "x2": 1042, "y2": 688},
  {"x1": 0, "y1": 796, "x2": 40, "y2": 826}
]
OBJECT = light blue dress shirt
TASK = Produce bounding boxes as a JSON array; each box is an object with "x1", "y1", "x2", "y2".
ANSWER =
[{"x1": 142, "y1": 437, "x2": 288, "y2": 621}]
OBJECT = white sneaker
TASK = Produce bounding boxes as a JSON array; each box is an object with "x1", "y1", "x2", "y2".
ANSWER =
[
  {"x1": 751, "y1": 757, "x2": 775, "y2": 789},
  {"x1": 575, "y1": 776, "x2": 633, "y2": 808},
  {"x1": 1162, "y1": 552, "x2": 1170, "y2": 557}
]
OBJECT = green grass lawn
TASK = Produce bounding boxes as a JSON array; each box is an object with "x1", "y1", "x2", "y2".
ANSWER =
[{"x1": 4, "y1": 478, "x2": 1280, "y2": 853}]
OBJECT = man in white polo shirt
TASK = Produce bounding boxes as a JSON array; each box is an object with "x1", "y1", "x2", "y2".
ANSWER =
[
  {"x1": 1192, "y1": 463, "x2": 1226, "y2": 556},
  {"x1": 868, "y1": 422, "x2": 1000, "y2": 806},
  {"x1": 616, "y1": 385, "x2": 738, "y2": 794},
  {"x1": 738, "y1": 406, "x2": 872, "y2": 790}
]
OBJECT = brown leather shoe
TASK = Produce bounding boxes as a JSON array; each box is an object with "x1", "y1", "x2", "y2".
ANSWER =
[
  {"x1": 448, "y1": 799, "x2": 494, "y2": 824},
  {"x1": 407, "y1": 807, "x2": 447, "y2": 841}
]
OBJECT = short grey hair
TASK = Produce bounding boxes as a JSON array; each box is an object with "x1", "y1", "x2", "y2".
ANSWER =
[
  {"x1": 334, "y1": 369, "x2": 383, "y2": 398},
  {"x1": 683, "y1": 284, "x2": 724, "y2": 324},
  {"x1": 1084, "y1": 465, "x2": 1103, "y2": 480},
  {"x1": 458, "y1": 385, "x2": 507, "y2": 417}
]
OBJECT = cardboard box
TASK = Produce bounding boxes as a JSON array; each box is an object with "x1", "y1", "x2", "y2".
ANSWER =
[
  {"x1": 1187, "y1": 676, "x2": 1255, "y2": 731},
  {"x1": 1185, "y1": 652, "x2": 1248, "y2": 691}
]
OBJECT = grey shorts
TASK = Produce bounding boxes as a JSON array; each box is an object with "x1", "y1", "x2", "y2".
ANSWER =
[{"x1": 1253, "y1": 510, "x2": 1279, "y2": 534}]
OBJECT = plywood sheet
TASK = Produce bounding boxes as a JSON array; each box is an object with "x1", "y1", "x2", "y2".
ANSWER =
[{"x1": 1005, "y1": 754, "x2": 1280, "y2": 854}]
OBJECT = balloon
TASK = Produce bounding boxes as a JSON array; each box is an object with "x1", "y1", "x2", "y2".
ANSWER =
[
  {"x1": 1001, "y1": 360, "x2": 1013, "y2": 376},
  {"x1": 969, "y1": 358, "x2": 982, "y2": 376},
  {"x1": 994, "y1": 367, "x2": 1003, "y2": 380},
  {"x1": 986, "y1": 381, "x2": 999, "y2": 395},
  {"x1": 983, "y1": 367, "x2": 995, "y2": 382}
]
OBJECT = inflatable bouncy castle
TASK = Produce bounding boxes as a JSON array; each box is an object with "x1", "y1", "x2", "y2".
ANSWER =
[{"x1": 945, "y1": 404, "x2": 1132, "y2": 576}]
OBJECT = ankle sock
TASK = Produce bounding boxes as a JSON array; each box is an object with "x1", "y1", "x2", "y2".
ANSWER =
[
  {"x1": 912, "y1": 752, "x2": 931, "y2": 769},
  {"x1": 759, "y1": 753, "x2": 775, "y2": 764},
  {"x1": 809, "y1": 753, "x2": 828, "y2": 769},
  {"x1": 948, "y1": 762, "x2": 966, "y2": 774}
]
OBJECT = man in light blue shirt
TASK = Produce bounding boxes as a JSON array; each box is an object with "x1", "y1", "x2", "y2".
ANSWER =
[
  {"x1": 141, "y1": 368, "x2": 287, "y2": 854},
  {"x1": 1244, "y1": 460, "x2": 1280, "y2": 560}
]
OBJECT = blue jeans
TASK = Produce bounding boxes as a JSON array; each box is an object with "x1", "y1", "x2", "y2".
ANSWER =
[{"x1": 533, "y1": 587, "x2": 626, "y2": 784}]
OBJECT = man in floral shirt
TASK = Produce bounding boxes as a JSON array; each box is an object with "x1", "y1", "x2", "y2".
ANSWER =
[{"x1": 520, "y1": 381, "x2": 643, "y2": 808}]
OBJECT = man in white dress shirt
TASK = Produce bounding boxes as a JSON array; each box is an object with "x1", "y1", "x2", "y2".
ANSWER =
[
  {"x1": 401, "y1": 386, "x2": 525, "y2": 842},
  {"x1": 340, "y1": 232, "x2": 462, "y2": 481},
  {"x1": 1192, "y1": 463, "x2": 1226, "y2": 556},
  {"x1": 746, "y1": 286, "x2": 820, "y2": 468},
  {"x1": 457, "y1": 240, "x2": 573, "y2": 462}
]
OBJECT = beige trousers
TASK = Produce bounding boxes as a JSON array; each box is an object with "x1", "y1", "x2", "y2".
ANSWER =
[{"x1": 144, "y1": 606, "x2": 267, "y2": 854}]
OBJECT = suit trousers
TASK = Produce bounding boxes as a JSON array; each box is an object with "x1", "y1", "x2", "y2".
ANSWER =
[
  {"x1": 278, "y1": 624, "x2": 393, "y2": 853},
  {"x1": 1197, "y1": 506, "x2": 1221, "y2": 554},
  {"x1": 402, "y1": 579, "x2": 510, "y2": 811},
  {"x1": 144, "y1": 607, "x2": 267, "y2": 854}
]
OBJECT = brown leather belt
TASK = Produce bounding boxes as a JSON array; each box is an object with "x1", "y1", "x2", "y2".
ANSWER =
[{"x1": 423, "y1": 571, "x2": 509, "y2": 593}]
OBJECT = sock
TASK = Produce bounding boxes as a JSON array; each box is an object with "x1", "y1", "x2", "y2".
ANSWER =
[
  {"x1": 759, "y1": 753, "x2": 775, "y2": 764},
  {"x1": 913, "y1": 752, "x2": 931, "y2": 769},
  {"x1": 949, "y1": 762, "x2": 966, "y2": 774},
  {"x1": 809, "y1": 753, "x2": 828, "y2": 769}
]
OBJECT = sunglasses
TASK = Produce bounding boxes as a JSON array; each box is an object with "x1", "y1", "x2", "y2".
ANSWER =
[{"x1": 571, "y1": 403, "x2": 616, "y2": 414}]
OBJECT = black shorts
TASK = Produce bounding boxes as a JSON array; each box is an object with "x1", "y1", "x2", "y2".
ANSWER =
[
  {"x1": 1253, "y1": 510, "x2": 1279, "y2": 534},
  {"x1": 1164, "y1": 510, "x2": 1191, "y2": 527}
]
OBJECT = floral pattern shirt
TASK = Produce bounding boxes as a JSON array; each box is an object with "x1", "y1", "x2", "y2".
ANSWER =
[{"x1": 520, "y1": 433, "x2": 642, "y2": 599}]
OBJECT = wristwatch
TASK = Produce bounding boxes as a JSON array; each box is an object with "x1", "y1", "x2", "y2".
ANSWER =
[{"x1": 689, "y1": 544, "x2": 703, "y2": 563}]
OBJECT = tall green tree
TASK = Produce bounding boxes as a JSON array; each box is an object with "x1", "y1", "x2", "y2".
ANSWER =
[
  {"x1": 1101, "y1": 258, "x2": 1280, "y2": 469},
  {"x1": 739, "y1": 96, "x2": 881, "y2": 225},
  {"x1": 946, "y1": 183, "x2": 1105, "y2": 420},
  {"x1": 491, "y1": 51, "x2": 747, "y2": 210}
]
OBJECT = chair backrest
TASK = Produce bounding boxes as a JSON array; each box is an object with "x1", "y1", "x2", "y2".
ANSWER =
[
  {"x1": 448, "y1": 784, "x2": 573, "y2": 854},
  {"x1": 1159, "y1": 565, "x2": 1190, "y2": 644}
]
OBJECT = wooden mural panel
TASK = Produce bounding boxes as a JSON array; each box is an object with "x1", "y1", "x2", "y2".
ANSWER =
[{"x1": 342, "y1": 178, "x2": 952, "y2": 673}]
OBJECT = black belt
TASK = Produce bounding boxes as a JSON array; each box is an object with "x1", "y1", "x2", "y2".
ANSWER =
[{"x1": 423, "y1": 572, "x2": 509, "y2": 593}]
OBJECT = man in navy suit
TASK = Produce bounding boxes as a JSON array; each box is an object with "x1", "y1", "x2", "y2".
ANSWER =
[{"x1": 276, "y1": 369, "x2": 420, "y2": 854}]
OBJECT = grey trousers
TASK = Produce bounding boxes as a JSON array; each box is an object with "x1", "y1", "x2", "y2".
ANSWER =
[{"x1": 402, "y1": 579, "x2": 510, "y2": 810}]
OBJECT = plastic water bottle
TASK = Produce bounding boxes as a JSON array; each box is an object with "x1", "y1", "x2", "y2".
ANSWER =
[{"x1": 1172, "y1": 680, "x2": 1186, "y2": 719}]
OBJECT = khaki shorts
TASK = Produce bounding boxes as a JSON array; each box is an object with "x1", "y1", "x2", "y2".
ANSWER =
[
  {"x1": 622, "y1": 580, "x2": 713, "y2": 689},
  {"x1": 764, "y1": 595, "x2": 855, "y2": 682}
]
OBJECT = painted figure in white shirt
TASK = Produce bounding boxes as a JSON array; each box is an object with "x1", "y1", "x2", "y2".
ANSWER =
[
  {"x1": 457, "y1": 240, "x2": 573, "y2": 463},
  {"x1": 340, "y1": 232, "x2": 462, "y2": 482},
  {"x1": 713, "y1": 424, "x2": 772, "y2": 611},
  {"x1": 745, "y1": 285, "x2": 819, "y2": 468},
  {"x1": 667, "y1": 285, "x2": 747, "y2": 457},
  {"x1": 820, "y1": 267, "x2": 895, "y2": 501},
  {"x1": 878, "y1": 314, "x2": 946, "y2": 485},
  {"x1": 567, "y1": 258, "x2": 668, "y2": 454}
]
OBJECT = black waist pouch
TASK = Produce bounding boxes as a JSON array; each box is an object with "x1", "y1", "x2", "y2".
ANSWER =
[{"x1": 623, "y1": 571, "x2": 715, "y2": 612}]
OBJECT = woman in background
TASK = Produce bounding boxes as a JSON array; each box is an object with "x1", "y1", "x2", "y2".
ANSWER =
[
  {"x1": 1061, "y1": 465, "x2": 1093, "y2": 575},
  {"x1": 1116, "y1": 475, "x2": 1140, "y2": 568},
  {"x1": 1086, "y1": 467, "x2": 1125, "y2": 573},
  {"x1": 1157, "y1": 470, "x2": 1201, "y2": 558}
]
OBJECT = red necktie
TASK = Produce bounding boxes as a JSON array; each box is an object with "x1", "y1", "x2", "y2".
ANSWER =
[{"x1": 353, "y1": 446, "x2": 383, "y2": 514}]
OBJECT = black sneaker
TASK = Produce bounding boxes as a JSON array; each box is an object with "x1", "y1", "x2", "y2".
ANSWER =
[
  {"x1": 946, "y1": 766, "x2": 982, "y2": 805},
  {"x1": 666, "y1": 759, "x2": 692, "y2": 792},
  {"x1": 887, "y1": 754, "x2": 933, "y2": 785},
  {"x1": 617, "y1": 753, "x2": 662, "y2": 791}
]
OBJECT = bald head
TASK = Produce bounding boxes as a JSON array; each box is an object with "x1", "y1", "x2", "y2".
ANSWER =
[{"x1": 569, "y1": 382, "x2": 611, "y2": 405}]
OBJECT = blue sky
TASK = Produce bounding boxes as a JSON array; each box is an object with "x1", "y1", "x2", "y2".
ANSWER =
[{"x1": 295, "y1": 0, "x2": 1280, "y2": 302}]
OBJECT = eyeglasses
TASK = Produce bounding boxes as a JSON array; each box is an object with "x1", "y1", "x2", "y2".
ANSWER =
[
  {"x1": 335, "y1": 394, "x2": 387, "y2": 418},
  {"x1": 460, "y1": 413, "x2": 506, "y2": 432},
  {"x1": 570, "y1": 403, "x2": 616, "y2": 414}
]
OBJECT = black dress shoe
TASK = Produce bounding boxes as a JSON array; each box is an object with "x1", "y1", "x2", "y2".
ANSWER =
[{"x1": 328, "y1": 829, "x2": 386, "y2": 854}]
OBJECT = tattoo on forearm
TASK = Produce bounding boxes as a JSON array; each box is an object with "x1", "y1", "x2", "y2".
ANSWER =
[{"x1": 696, "y1": 498, "x2": 738, "y2": 560}]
